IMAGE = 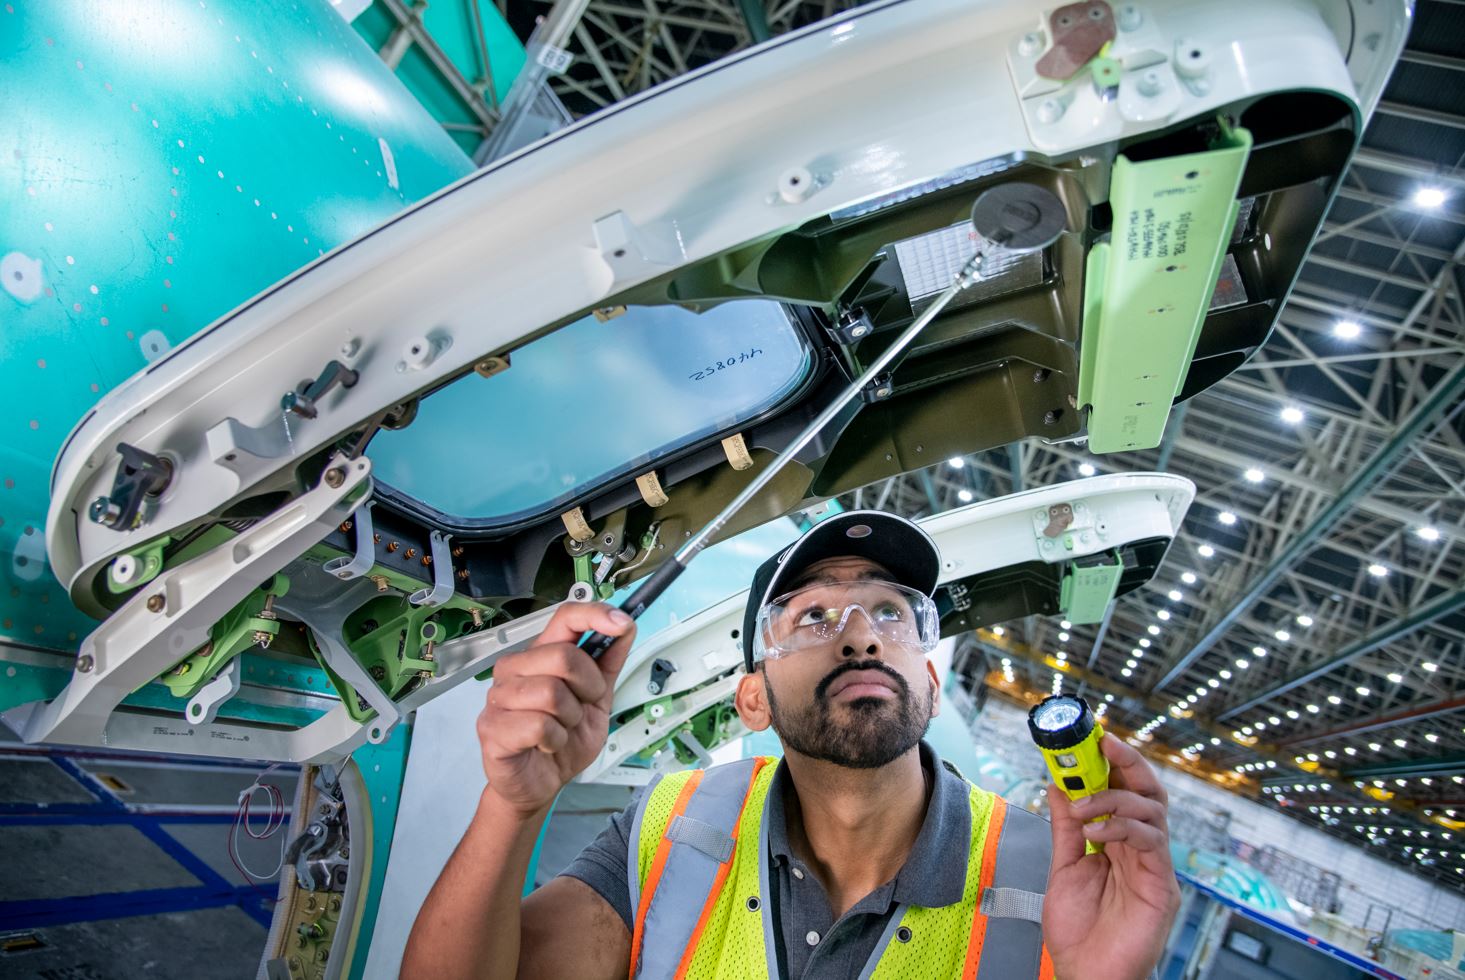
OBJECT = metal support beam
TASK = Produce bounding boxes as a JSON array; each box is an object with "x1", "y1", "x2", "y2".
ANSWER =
[
  {"x1": 1336, "y1": 753, "x2": 1465, "y2": 780},
  {"x1": 1155, "y1": 358, "x2": 1465, "y2": 691},
  {"x1": 379, "y1": 0, "x2": 499, "y2": 130},
  {"x1": 1155, "y1": 402, "x2": 1187, "y2": 472},
  {"x1": 1376, "y1": 101, "x2": 1465, "y2": 132},
  {"x1": 1084, "y1": 600, "x2": 1117, "y2": 671},
  {"x1": 736, "y1": 0, "x2": 771, "y2": 43},
  {"x1": 473, "y1": 0, "x2": 592, "y2": 163},
  {"x1": 1006, "y1": 443, "x2": 1024, "y2": 493},
  {"x1": 1350, "y1": 147, "x2": 1465, "y2": 191},
  {"x1": 1282, "y1": 696, "x2": 1465, "y2": 748},
  {"x1": 1217, "y1": 589, "x2": 1465, "y2": 722}
]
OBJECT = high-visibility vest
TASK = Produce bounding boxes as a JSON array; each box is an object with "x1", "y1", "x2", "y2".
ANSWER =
[{"x1": 626, "y1": 756, "x2": 1055, "y2": 980}]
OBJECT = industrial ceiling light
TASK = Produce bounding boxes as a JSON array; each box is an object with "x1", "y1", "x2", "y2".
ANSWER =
[
  {"x1": 1268, "y1": 716, "x2": 1280, "y2": 725},
  {"x1": 1287, "y1": 709, "x2": 1300, "y2": 719},
  {"x1": 1423, "y1": 662, "x2": 1438, "y2": 672},
  {"x1": 1368, "y1": 563, "x2": 1389, "y2": 577},
  {"x1": 1131, "y1": 647, "x2": 1143, "y2": 657},
  {"x1": 1235, "y1": 658, "x2": 1249, "y2": 669},
  {"x1": 1078, "y1": 462, "x2": 1096, "y2": 477},
  {"x1": 1157, "y1": 609, "x2": 1171, "y2": 621},
  {"x1": 1333, "y1": 319, "x2": 1362, "y2": 340},
  {"x1": 1387, "y1": 672, "x2": 1403, "y2": 683},
  {"x1": 1327, "y1": 695, "x2": 1341, "y2": 705},
  {"x1": 1296, "y1": 614, "x2": 1313, "y2": 627},
  {"x1": 1356, "y1": 686, "x2": 1370, "y2": 696},
  {"x1": 1275, "y1": 629, "x2": 1291, "y2": 642},
  {"x1": 1218, "y1": 511, "x2": 1237, "y2": 525},
  {"x1": 1139, "y1": 638, "x2": 1151, "y2": 648},
  {"x1": 1253, "y1": 645, "x2": 1267, "y2": 657},
  {"x1": 957, "y1": 488, "x2": 974, "y2": 503},
  {"x1": 1168, "y1": 590, "x2": 1183, "y2": 602},
  {"x1": 1121, "y1": 667, "x2": 1132, "y2": 677},
  {"x1": 1243, "y1": 468, "x2": 1265, "y2": 483},
  {"x1": 1060, "y1": 620, "x2": 1071, "y2": 630},
  {"x1": 992, "y1": 625, "x2": 1005, "y2": 636},
  {"x1": 1147, "y1": 624, "x2": 1161, "y2": 635},
  {"x1": 1181, "y1": 571, "x2": 1197, "y2": 585},
  {"x1": 1280, "y1": 405, "x2": 1305, "y2": 425},
  {"x1": 1413, "y1": 186, "x2": 1447, "y2": 209},
  {"x1": 1417, "y1": 526, "x2": 1441, "y2": 542},
  {"x1": 947, "y1": 457, "x2": 965, "y2": 469},
  {"x1": 1198, "y1": 545, "x2": 1215, "y2": 558}
]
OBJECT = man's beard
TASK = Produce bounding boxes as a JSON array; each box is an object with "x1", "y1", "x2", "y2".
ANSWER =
[{"x1": 764, "y1": 659, "x2": 933, "y2": 769}]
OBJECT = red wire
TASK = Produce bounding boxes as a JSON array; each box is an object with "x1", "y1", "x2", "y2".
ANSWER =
[{"x1": 228, "y1": 769, "x2": 292, "y2": 900}]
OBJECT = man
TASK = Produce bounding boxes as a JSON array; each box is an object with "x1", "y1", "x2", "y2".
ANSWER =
[{"x1": 404, "y1": 511, "x2": 1180, "y2": 979}]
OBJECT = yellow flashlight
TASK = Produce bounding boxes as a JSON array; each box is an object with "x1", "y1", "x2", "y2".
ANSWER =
[{"x1": 1028, "y1": 695, "x2": 1110, "y2": 850}]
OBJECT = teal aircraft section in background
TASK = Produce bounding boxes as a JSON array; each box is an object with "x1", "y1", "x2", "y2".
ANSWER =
[{"x1": 0, "y1": 0, "x2": 482, "y2": 651}]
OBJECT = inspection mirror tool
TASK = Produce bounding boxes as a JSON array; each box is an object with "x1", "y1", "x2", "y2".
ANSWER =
[
  {"x1": 577, "y1": 183, "x2": 1069, "y2": 659},
  {"x1": 1029, "y1": 694, "x2": 1111, "y2": 848}
]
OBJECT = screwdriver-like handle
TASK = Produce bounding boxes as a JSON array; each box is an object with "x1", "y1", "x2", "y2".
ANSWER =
[{"x1": 578, "y1": 559, "x2": 685, "y2": 660}]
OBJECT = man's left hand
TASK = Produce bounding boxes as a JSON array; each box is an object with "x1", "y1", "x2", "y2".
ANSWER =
[{"x1": 1042, "y1": 733, "x2": 1181, "y2": 980}]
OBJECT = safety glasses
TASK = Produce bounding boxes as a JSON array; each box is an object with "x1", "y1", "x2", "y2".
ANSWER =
[{"x1": 753, "y1": 579, "x2": 939, "y2": 662}]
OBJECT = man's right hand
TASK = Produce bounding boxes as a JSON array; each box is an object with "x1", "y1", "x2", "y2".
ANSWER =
[{"x1": 477, "y1": 602, "x2": 637, "y2": 817}]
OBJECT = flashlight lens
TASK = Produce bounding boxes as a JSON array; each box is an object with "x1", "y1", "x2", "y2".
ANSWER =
[{"x1": 1033, "y1": 699, "x2": 1082, "y2": 732}]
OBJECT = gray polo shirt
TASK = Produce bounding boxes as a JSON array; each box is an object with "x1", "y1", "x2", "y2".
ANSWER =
[{"x1": 559, "y1": 740, "x2": 975, "y2": 979}]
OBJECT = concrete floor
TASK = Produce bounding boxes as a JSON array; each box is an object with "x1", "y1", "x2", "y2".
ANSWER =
[{"x1": 0, "y1": 726, "x2": 296, "y2": 980}]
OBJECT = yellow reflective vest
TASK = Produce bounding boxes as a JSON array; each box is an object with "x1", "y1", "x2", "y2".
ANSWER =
[{"x1": 625, "y1": 756, "x2": 1055, "y2": 979}]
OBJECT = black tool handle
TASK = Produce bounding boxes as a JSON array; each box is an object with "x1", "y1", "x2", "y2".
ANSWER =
[{"x1": 578, "y1": 558, "x2": 685, "y2": 660}]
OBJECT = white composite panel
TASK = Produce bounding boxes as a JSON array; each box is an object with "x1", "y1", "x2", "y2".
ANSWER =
[{"x1": 46, "y1": 0, "x2": 1401, "y2": 610}]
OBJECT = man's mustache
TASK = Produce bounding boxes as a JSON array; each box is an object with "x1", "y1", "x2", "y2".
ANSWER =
[{"x1": 814, "y1": 660, "x2": 910, "y2": 702}]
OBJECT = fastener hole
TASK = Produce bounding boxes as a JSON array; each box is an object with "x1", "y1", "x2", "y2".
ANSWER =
[
  {"x1": 612, "y1": 248, "x2": 626, "y2": 258},
  {"x1": 746, "y1": 897, "x2": 761, "y2": 911},
  {"x1": 730, "y1": 629, "x2": 740, "y2": 640},
  {"x1": 1185, "y1": 170, "x2": 1199, "y2": 179},
  {"x1": 897, "y1": 926, "x2": 913, "y2": 943}
]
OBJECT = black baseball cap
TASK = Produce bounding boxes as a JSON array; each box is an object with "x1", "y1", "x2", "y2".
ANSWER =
[{"x1": 741, "y1": 510, "x2": 941, "y2": 670}]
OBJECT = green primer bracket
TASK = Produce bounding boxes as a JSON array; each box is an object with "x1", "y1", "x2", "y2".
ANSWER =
[
  {"x1": 1079, "y1": 123, "x2": 1253, "y2": 453},
  {"x1": 1060, "y1": 551, "x2": 1125, "y2": 624}
]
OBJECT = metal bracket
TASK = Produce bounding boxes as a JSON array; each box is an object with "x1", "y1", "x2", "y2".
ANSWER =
[
  {"x1": 87, "y1": 443, "x2": 174, "y2": 531},
  {"x1": 324, "y1": 502, "x2": 375, "y2": 581},
  {"x1": 278, "y1": 569, "x2": 404, "y2": 745},
  {"x1": 831, "y1": 308, "x2": 874, "y2": 345},
  {"x1": 185, "y1": 657, "x2": 242, "y2": 725},
  {"x1": 408, "y1": 530, "x2": 455, "y2": 607},
  {"x1": 674, "y1": 730, "x2": 713, "y2": 768},
  {"x1": 860, "y1": 372, "x2": 895, "y2": 403}
]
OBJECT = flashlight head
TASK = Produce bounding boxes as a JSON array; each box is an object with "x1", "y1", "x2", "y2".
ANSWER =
[{"x1": 1028, "y1": 694, "x2": 1096, "y2": 751}]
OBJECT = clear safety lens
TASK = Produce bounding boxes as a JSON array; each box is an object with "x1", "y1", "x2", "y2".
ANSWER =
[{"x1": 754, "y1": 580, "x2": 939, "y2": 661}]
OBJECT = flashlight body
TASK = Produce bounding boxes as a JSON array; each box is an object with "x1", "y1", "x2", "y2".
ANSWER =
[{"x1": 1028, "y1": 695, "x2": 1111, "y2": 852}]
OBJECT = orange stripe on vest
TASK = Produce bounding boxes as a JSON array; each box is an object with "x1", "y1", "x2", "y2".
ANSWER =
[
  {"x1": 961, "y1": 796, "x2": 1009, "y2": 980},
  {"x1": 629, "y1": 770, "x2": 705, "y2": 979},
  {"x1": 670, "y1": 758, "x2": 771, "y2": 979}
]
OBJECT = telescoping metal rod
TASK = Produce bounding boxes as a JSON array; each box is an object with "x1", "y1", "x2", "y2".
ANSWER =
[
  {"x1": 579, "y1": 182, "x2": 1068, "y2": 658},
  {"x1": 576, "y1": 254, "x2": 985, "y2": 658}
]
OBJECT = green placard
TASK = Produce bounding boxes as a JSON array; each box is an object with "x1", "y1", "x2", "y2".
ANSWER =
[
  {"x1": 1079, "y1": 125, "x2": 1253, "y2": 453},
  {"x1": 1060, "y1": 553, "x2": 1125, "y2": 625}
]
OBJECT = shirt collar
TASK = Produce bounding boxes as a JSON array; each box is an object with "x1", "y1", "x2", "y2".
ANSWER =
[{"x1": 764, "y1": 740, "x2": 971, "y2": 910}]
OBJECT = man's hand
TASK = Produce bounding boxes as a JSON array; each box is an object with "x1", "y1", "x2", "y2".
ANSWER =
[
  {"x1": 477, "y1": 602, "x2": 636, "y2": 817},
  {"x1": 1042, "y1": 733, "x2": 1181, "y2": 980}
]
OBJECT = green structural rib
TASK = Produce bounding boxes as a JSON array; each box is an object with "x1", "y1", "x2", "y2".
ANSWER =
[{"x1": 1079, "y1": 124, "x2": 1253, "y2": 453}]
